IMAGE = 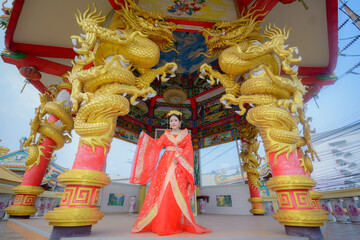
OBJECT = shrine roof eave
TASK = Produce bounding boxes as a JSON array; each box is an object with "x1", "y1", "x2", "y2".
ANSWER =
[{"x1": 2, "y1": 0, "x2": 338, "y2": 99}]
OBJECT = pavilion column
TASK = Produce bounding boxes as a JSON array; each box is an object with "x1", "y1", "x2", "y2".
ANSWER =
[
  {"x1": 192, "y1": 137, "x2": 201, "y2": 213},
  {"x1": 44, "y1": 95, "x2": 130, "y2": 234},
  {"x1": 239, "y1": 130, "x2": 266, "y2": 215},
  {"x1": 297, "y1": 148, "x2": 325, "y2": 215},
  {"x1": 5, "y1": 83, "x2": 73, "y2": 218},
  {"x1": 243, "y1": 90, "x2": 327, "y2": 238},
  {"x1": 265, "y1": 150, "x2": 327, "y2": 224}
]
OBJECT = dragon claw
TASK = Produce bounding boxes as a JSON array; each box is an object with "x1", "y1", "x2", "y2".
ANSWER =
[
  {"x1": 221, "y1": 100, "x2": 228, "y2": 105},
  {"x1": 72, "y1": 38, "x2": 77, "y2": 46},
  {"x1": 170, "y1": 65, "x2": 177, "y2": 72}
]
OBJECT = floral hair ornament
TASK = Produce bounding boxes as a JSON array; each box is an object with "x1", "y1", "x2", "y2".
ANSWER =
[{"x1": 166, "y1": 109, "x2": 183, "y2": 118}]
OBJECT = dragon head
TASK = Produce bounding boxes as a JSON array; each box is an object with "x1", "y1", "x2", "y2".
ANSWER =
[
  {"x1": 202, "y1": 7, "x2": 265, "y2": 56},
  {"x1": 110, "y1": 0, "x2": 176, "y2": 50}
]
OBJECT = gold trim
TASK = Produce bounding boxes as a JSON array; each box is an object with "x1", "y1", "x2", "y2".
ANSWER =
[
  {"x1": 319, "y1": 187, "x2": 360, "y2": 199},
  {"x1": 309, "y1": 191, "x2": 322, "y2": 200},
  {"x1": 45, "y1": 207, "x2": 104, "y2": 227},
  {"x1": 12, "y1": 185, "x2": 45, "y2": 195},
  {"x1": 58, "y1": 169, "x2": 111, "y2": 187},
  {"x1": 262, "y1": 196, "x2": 278, "y2": 201},
  {"x1": 273, "y1": 209, "x2": 328, "y2": 227},
  {"x1": 277, "y1": 192, "x2": 294, "y2": 209},
  {"x1": 266, "y1": 175, "x2": 316, "y2": 191},
  {"x1": 57, "y1": 83, "x2": 72, "y2": 91},
  {"x1": 250, "y1": 208, "x2": 267, "y2": 215},
  {"x1": 5, "y1": 205, "x2": 38, "y2": 216},
  {"x1": 248, "y1": 197, "x2": 263, "y2": 203},
  {"x1": 293, "y1": 191, "x2": 312, "y2": 208}
]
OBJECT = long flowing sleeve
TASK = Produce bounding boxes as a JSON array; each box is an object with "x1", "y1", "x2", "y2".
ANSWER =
[
  {"x1": 174, "y1": 134, "x2": 195, "y2": 197},
  {"x1": 129, "y1": 133, "x2": 165, "y2": 185}
]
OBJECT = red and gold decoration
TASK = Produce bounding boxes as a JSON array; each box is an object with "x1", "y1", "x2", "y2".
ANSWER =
[
  {"x1": 19, "y1": 66, "x2": 42, "y2": 93},
  {"x1": 200, "y1": 7, "x2": 328, "y2": 227},
  {"x1": 5, "y1": 83, "x2": 73, "y2": 217},
  {"x1": 0, "y1": 139, "x2": 10, "y2": 156},
  {"x1": 45, "y1": 1, "x2": 177, "y2": 228}
]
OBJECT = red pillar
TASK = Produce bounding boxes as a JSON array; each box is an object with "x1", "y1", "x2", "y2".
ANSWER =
[{"x1": 5, "y1": 85, "x2": 73, "y2": 217}]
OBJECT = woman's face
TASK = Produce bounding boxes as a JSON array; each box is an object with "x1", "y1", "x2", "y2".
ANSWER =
[{"x1": 169, "y1": 115, "x2": 180, "y2": 130}]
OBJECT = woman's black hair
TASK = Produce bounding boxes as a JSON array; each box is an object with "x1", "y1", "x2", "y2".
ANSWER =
[{"x1": 168, "y1": 114, "x2": 181, "y2": 121}]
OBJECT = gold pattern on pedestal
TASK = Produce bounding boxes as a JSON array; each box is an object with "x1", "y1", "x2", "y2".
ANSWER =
[
  {"x1": 273, "y1": 209, "x2": 329, "y2": 227},
  {"x1": 69, "y1": 2, "x2": 177, "y2": 151},
  {"x1": 23, "y1": 85, "x2": 73, "y2": 170},
  {"x1": 46, "y1": 207, "x2": 105, "y2": 227},
  {"x1": 4, "y1": 186, "x2": 45, "y2": 216}
]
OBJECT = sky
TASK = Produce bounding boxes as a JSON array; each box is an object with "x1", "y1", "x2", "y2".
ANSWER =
[{"x1": 1, "y1": 1, "x2": 360, "y2": 178}]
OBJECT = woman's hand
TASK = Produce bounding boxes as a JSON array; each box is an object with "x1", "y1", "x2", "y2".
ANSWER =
[{"x1": 139, "y1": 131, "x2": 144, "y2": 138}]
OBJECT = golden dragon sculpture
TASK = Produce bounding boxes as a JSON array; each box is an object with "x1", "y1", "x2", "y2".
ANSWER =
[
  {"x1": 69, "y1": 1, "x2": 177, "y2": 151},
  {"x1": 23, "y1": 84, "x2": 73, "y2": 170},
  {"x1": 238, "y1": 125, "x2": 264, "y2": 191},
  {"x1": 200, "y1": 8, "x2": 319, "y2": 166},
  {"x1": 0, "y1": 139, "x2": 9, "y2": 156}
]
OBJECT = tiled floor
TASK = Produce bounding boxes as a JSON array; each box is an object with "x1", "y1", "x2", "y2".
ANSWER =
[
  {"x1": 0, "y1": 219, "x2": 25, "y2": 240},
  {"x1": 324, "y1": 222, "x2": 360, "y2": 240},
  {"x1": 1, "y1": 216, "x2": 360, "y2": 240}
]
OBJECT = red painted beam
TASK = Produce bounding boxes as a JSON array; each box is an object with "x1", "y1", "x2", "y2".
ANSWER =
[
  {"x1": 1, "y1": 54, "x2": 71, "y2": 77},
  {"x1": 5, "y1": 0, "x2": 24, "y2": 50},
  {"x1": 11, "y1": 43, "x2": 76, "y2": 59},
  {"x1": 325, "y1": 0, "x2": 338, "y2": 74}
]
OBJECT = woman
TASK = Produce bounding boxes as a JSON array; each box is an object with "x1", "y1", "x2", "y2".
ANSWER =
[{"x1": 130, "y1": 110, "x2": 211, "y2": 235}]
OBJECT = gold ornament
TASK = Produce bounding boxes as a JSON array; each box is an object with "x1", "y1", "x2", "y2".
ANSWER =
[
  {"x1": 68, "y1": 3, "x2": 177, "y2": 152},
  {"x1": 266, "y1": 175, "x2": 316, "y2": 191},
  {"x1": 45, "y1": 207, "x2": 104, "y2": 227},
  {"x1": 240, "y1": 134, "x2": 263, "y2": 191},
  {"x1": 5, "y1": 205, "x2": 38, "y2": 216},
  {"x1": 0, "y1": 139, "x2": 9, "y2": 156},
  {"x1": 201, "y1": 13, "x2": 306, "y2": 164},
  {"x1": 22, "y1": 89, "x2": 73, "y2": 171},
  {"x1": 166, "y1": 109, "x2": 183, "y2": 118},
  {"x1": 57, "y1": 169, "x2": 111, "y2": 187},
  {"x1": 272, "y1": 209, "x2": 329, "y2": 227},
  {"x1": 12, "y1": 185, "x2": 45, "y2": 195}
]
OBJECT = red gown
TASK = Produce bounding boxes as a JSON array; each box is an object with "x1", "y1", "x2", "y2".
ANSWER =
[{"x1": 130, "y1": 129, "x2": 211, "y2": 235}]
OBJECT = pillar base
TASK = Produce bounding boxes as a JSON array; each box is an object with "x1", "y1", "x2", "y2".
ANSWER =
[
  {"x1": 285, "y1": 225, "x2": 323, "y2": 240},
  {"x1": 45, "y1": 207, "x2": 104, "y2": 227},
  {"x1": 5, "y1": 205, "x2": 38, "y2": 217},
  {"x1": 50, "y1": 225, "x2": 92, "y2": 240}
]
